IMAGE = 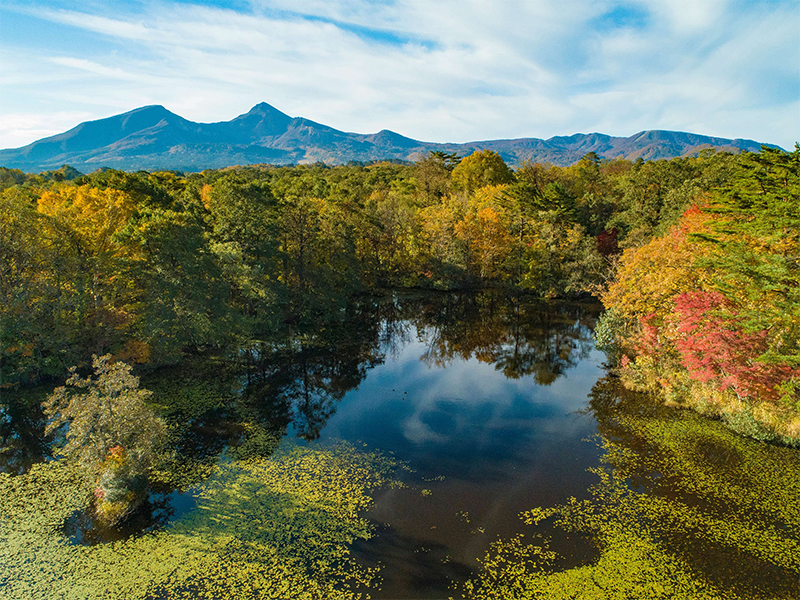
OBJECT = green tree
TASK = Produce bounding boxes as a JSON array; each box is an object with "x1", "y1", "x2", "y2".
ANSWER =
[
  {"x1": 451, "y1": 149, "x2": 514, "y2": 193},
  {"x1": 0, "y1": 189, "x2": 55, "y2": 384},
  {"x1": 122, "y1": 206, "x2": 236, "y2": 361},
  {"x1": 43, "y1": 354, "x2": 167, "y2": 523},
  {"x1": 0, "y1": 167, "x2": 27, "y2": 192},
  {"x1": 698, "y1": 145, "x2": 800, "y2": 405},
  {"x1": 414, "y1": 152, "x2": 456, "y2": 205}
]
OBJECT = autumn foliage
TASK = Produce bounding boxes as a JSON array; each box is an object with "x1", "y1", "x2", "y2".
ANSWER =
[
  {"x1": 601, "y1": 146, "x2": 800, "y2": 443},
  {"x1": 673, "y1": 291, "x2": 798, "y2": 402},
  {"x1": 2, "y1": 146, "x2": 797, "y2": 443}
]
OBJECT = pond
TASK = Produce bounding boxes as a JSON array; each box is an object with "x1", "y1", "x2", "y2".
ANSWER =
[{"x1": 1, "y1": 292, "x2": 798, "y2": 599}]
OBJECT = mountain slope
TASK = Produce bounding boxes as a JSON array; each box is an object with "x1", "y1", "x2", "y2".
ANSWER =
[{"x1": 0, "y1": 103, "x2": 772, "y2": 173}]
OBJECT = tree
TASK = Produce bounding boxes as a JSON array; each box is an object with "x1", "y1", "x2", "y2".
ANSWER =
[
  {"x1": 602, "y1": 207, "x2": 716, "y2": 323},
  {"x1": 698, "y1": 146, "x2": 800, "y2": 367},
  {"x1": 417, "y1": 195, "x2": 465, "y2": 282},
  {"x1": 414, "y1": 152, "x2": 456, "y2": 205},
  {"x1": 451, "y1": 150, "x2": 514, "y2": 193},
  {"x1": 0, "y1": 167, "x2": 27, "y2": 191},
  {"x1": 454, "y1": 185, "x2": 513, "y2": 280},
  {"x1": 121, "y1": 203, "x2": 238, "y2": 361},
  {"x1": 0, "y1": 189, "x2": 61, "y2": 384},
  {"x1": 429, "y1": 150, "x2": 462, "y2": 171},
  {"x1": 37, "y1": 184, "x2": 139, "y2": 355},
  {"x1": 672, "y1": 291, "x2": 798, "y2": 402},
  {"x1": 688, "y1": 146, "x2": 800, "y2": 409},
  {"x1": 356, "y1": 186, "x2": 417, "y2": 286},
  {"x1": 43, "y1": 354, "x2": 166, "y2": 523}
]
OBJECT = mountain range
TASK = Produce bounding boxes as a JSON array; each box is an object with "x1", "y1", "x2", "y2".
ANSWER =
[{"x1": 0, "y1": 103, "x2": 772, "y2": 173}]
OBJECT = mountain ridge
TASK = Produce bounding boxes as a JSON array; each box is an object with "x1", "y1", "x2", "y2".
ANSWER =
[{"x1": 0, "y1": 103, "x2": 775, "y2": 173}]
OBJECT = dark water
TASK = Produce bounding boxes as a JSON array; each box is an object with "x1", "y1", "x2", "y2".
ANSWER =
[
  {"x1": 312, "y1": 300, "x2": 604, "y2": 596},
  {"x1": 3, "y1": 291, "x2": 797, "y2": 599},
  {"x1": 229, "y1": 292, "x2": 606, "y2": 597}
]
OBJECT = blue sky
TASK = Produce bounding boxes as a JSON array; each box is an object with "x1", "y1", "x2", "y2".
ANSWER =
[{"x1": 0, "y1": 0, "x2": 797, "y2": 150}]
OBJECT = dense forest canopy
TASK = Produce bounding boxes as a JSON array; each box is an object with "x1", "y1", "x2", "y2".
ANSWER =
[{"x1": 1, "y1": 145, "x2": 798, "y2": 442}]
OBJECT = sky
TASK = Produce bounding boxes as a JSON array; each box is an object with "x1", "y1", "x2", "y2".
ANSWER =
[{"x1": 0, "y1": 0, "x2": 798, "y2": 150}]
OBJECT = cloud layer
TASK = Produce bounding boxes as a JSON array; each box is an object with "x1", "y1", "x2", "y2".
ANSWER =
[{"x1": 1, "y1": 0, "x2": 797, "y2": 150}]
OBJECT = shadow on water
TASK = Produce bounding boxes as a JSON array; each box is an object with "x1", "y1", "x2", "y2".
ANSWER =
[
  {"x1": 61, "y1": 488, "x2": 189, "y2": 546},
  {"x1": 0, "y1": 388, "x2": 51, "y2": 475},
  {"x1": 569, "y1": 375, "x2": 800, "y2": 599},
  {"x1": 2, "y1": 291, "x2": 602, "y2": 560},
  {"x1": 5, "y1": 290, "x2": 797, "y2": 597}
]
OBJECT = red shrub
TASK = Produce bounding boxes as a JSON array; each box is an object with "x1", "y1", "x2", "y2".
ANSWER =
[{"x1": 674, "y1": 291, "x2": 797, "y2": 401}]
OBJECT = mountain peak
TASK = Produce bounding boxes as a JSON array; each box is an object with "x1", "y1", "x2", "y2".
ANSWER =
[
  {"x1": 0, "y1": 103, "x2": 773, "y2": 172},
  {"x1": 222, "y1": 102, "x2": 292, "y2": 140},
  {"x1": 131, "y1": 104, "x2": 169, "y2": 113},
  {"x1": 116, "y1": 104, "x2": 179, "y2": 121},
  {"x1": 245, "y1": 102, "x2": 290, "y2": 118}
]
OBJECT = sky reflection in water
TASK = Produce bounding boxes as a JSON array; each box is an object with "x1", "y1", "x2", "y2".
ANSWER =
[
  {"x1": 3, "y1": 293, "x2": 796, "y2": 599},
  {"x1": 305, "y1": 299, "x2": 605, "y2": 597},
  {"x1": 0, "y1": 293, "x2": 606, "y2": 598}
]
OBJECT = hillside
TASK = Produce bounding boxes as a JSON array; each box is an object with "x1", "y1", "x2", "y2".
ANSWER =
[{"x1": 0, "y1": 102, "x2": 772, "y2": 172}]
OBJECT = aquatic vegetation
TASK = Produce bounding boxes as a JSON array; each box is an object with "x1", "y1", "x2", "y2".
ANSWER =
[
  {"x1": 461, "y1": 397, "x2": 800, "y2": 600},
  {"x1": 0, "y1": 442, "x2": 399, "y2": 599}
]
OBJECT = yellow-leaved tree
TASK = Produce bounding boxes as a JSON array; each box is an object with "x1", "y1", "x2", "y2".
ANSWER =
[
  {"x1": 454, "y1": 184, "x2": 513, "y2": 280},
  {"x1": 602, "y1": 207, "x2": 716, "y2": 323},
  {"x1": 37, "y1": 185, "x2": 138, "y2": 329}
]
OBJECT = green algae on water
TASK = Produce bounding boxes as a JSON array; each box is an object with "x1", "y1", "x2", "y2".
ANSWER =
[
  {"x1": 461, "y1": 392, "x2": 800, "y2": 600},
  {"x1": 0, "y1": 441, "x2": 399, "y2": 600}
]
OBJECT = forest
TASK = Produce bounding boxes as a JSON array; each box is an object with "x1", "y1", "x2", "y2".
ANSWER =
[{"x1": 1, "y1": 145, "x2": 798, "y2": 445}]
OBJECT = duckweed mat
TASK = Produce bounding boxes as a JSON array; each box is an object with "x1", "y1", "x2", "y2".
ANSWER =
[
  {"x1": 0, "y1": 442, "x2": 400, "y2": 600},
  {"x1": 461, "y1": 406, "x2": 800, "y2": 600}
]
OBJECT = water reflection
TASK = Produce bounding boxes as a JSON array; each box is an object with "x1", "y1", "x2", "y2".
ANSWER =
[
  {"x1": 406, "y1": 293, "x2": 595, "y2": 383},
  {"x1": 3, "y1": 292, "x2": 797, "y2": 598},
  {"x1": 300, "y1": 293, "x2": 603, "y2": 597},
  {"x1": 230, "y1": 292, "x2": 599, "y2": 445},
  {"x1": 0, "y1": 390, "x2": 50, "y2": 475},
  {"x1": 576, "y1": 376, "x2": 800, "y2": 599},
  {"x1": 241, "y1": 298, "x2": 389, "y2": 440},
  {"x1": 0, "y1": 293, "x2": 598, "y2": 477},
  {"x1": 0, "y1": 291, "x2": 601, "y2": 555}
]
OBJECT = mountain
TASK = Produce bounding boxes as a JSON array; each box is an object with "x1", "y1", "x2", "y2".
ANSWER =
[{"x1": 0, "y1": 103, "x2": 773, "y2": 173}]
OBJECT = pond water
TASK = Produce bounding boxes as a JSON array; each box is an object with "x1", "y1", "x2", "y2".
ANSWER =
[
  {"x1": 1, "y1": 292, "x2": 798, "y2": 599},
  {"x1": 313, "y1": 302, "x2": 603, "y2": 597},
  {"x1": 306, "y1": 296, "x2": 604, "y2": 597}
]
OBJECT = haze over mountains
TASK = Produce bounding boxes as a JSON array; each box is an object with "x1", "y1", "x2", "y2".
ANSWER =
[{"x1": 0, "y1": 103, "x2": 772, "y2": 173}]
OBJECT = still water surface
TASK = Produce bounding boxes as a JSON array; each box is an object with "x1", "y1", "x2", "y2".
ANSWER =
[
  {"x1": 313, "y1": 296, "x2": 603, "y2": 596},
  {"x1": 2, "y1": 291, "x2": 797, "y2": 599}
]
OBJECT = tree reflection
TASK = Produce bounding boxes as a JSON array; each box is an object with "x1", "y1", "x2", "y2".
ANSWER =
[
  {"x1": 0, "y1": 394, "x2": 50, "y2": 475},
  {"x1": 404, "y1": 292, "x2": 597, "y2": 383},
  {"x1": 574, "y1": 375, "x2": 800, "y2": 598},
  {"x1": 1, "y1": 293, "x2": 598, "y2": 480},
  {"x1": 239, "y1": 291, "x2": 599, "y2": 444},
  {"x1": 241, "y1": 297, "x2": 388, "y2": 440},
  {"x1": 1, "y1": 292, "x2": 601, "y2": 543}
]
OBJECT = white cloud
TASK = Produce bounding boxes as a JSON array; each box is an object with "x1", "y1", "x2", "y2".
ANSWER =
[
  {"x1": 48, "y1": 57, "x2": 172, "y2": 85},
  {"x1": 0, "y1": 112, "x2": 94, "y2": 149},
  {"x1": 33, "y1": 9, "x2": 154, "y2": 41},
  {"x1": 0, "y1": 0, "x2": 797, "y2": 150},
  {"x1": 644, "y1": 0, "x2": 730, "y2": 33}
]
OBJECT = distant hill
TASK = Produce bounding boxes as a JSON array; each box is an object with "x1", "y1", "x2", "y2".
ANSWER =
[{"x1": 0, "y1": 103, "x2": 774, "y2": 173}]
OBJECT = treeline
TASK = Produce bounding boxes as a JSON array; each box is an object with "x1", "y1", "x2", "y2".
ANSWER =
[
  {"x1": 0, "y1": 147, "x2": 778, "y2": 392},
  {"x1": 598, "y1": 146, "x2": 799, "y2": 443}
]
